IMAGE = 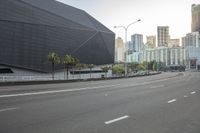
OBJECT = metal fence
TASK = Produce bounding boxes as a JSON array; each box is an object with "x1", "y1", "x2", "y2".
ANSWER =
[{"x1": 0, "y1": 72, "x2": 112, "y2": 82}]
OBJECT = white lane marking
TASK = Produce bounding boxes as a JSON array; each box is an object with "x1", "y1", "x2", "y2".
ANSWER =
[
  {"x1": 0, "y1": 81, "x2": 110, "y2": 92},
  {"x1": 184, "y1": 95, "x2": 188, "y2": 98},
  {"x1": 112, "y1": 78, "x2": 169, "y2": 89},
  {"x1": 0, "y1": 76, "x2": 176, "y2": 99},
  {"x1": 105, "y1": 115, "x2": 129, "y2": 125},
  {"x1": 0, "y1": 84, "x2": 120, "y2": 98},
  {"x1": 190, "y1": 91, "x2": 196, "y2": 94},
  {"x1": 150, "y1": 85, "x2": 164, "y2": 89},
  {"x1": 105, "y1": 94, "x2": 108, "y2": 96},
  {"x1": 0, "y1": 107, "x2": 19, "y2": 112},
  {"x1": 167, "y1": 99, "x2": 176, "y2": 103}
]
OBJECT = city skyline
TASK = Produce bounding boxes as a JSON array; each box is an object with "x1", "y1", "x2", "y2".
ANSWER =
[{"x1": 57, "y1": 0, "x2": 199, "y2": 41}]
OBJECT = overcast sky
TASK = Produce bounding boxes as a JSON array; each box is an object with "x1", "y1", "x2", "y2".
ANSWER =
[{"x1": 57, "y1": 0, "x2": 199, "y2": 42}]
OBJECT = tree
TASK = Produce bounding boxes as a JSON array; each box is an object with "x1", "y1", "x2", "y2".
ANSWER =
[
  {"x1": 76, "y1": 63, "x2": 86, "y2": 79},
  {"x1": 47, "y1": 52, "x2": 60, "y2": 80},
  {"x1": 71, "y1": 57, "x2": 79, "y2": 79},
  {"x1": 88, "y1": 64, "x2": 95, "y2": 79},
  {"x1": 112, "y1": 64, "x2": 125, "y2": 76},
  {"x1": 101, "y1": 66, "x2": 110, "y2": 78},
  {"x1": 62, "y1": 55, "x2": 79, "y2": 80},
  {"x1": 137, "y1": 63, "x2": 145, "y2": 71},
  {"x1": 128, "y1": 62, "x2": 139, "y2": 73}
]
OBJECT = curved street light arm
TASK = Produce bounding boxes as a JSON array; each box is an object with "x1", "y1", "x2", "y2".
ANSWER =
[{"x1": 126, "y1": 19, "x2": 141, "y2": 29}]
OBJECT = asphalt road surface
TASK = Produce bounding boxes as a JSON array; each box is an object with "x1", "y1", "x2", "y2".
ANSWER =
[{"x1": 0, "y1": 72, "x2": 200, "y2": 133}]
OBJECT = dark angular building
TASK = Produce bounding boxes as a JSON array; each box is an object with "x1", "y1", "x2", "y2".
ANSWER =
[{"x1": 0, "y1": 0, "x2": 115, "y2": 73}]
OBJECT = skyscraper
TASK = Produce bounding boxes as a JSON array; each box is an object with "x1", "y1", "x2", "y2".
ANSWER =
[
  {"x1": 131, "y1": 34, "x2": 143, "y2": 52},
  {"x1": 146, "y1": 36, "x2": 156, "y2": 48},
  {"x1": 157, "y1": 26, "x2": 170, "y2": 47},
  {"x1": 192, "y1": 4, "x2": 200, "y2": 32},
  {"x1": 115, "y1": 37, "x2": 125, "y2": 62}
]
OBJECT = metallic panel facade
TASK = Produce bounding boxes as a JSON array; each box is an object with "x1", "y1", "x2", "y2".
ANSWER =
[{"x1": 0, "y1": 0, "x2": 115, "y2": 72}]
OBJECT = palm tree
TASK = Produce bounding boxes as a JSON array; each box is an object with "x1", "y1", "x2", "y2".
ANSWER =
[
  {"x1": 71, "y1": 57, "x2": 79, "y2": 79},
  {"x1": 76, "y1": 63, "x2": 86, "y2": 79},
  {"x1": 88, "y1": 64, "x2": 95, "y2": 79},
  {"x1": 47, "y1": 52, "x2": 60, "y2": 80},
  {"x1": 101, "y1": 66, "x2": 110, "y2": 78},
  {"x1": 62, "y1": 55, "x2": 79, "y2": 80}
]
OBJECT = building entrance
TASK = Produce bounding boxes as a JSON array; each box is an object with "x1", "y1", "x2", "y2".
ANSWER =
[{"x1": 190, "y1": 59, "x2": 197, "y2": 69}]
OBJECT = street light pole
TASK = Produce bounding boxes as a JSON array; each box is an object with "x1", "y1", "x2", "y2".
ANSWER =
[{"x1": 114, "y1": 19, "x2": 141, "y2": 77}]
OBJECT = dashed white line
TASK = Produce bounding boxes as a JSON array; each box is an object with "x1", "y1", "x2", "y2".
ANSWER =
[
  {"x1": 184, "y1": 95, "x2": 188, "y2": 98},
  {"x1": 0, "y1": 107, "x2": 19, "y2": 112},
  {"x1": 105, "y1": 115, "x2": 129, "y2": 125},
  {"x1": 167, "y1": 99, "x2": 176, "y2": 103},
  {"x1": 190, "y1": 91, "x2": 196, "y2": 94}
]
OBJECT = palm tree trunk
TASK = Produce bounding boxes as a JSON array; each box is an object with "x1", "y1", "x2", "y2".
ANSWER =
[
  {"x1": 72, "y1": 68, "x2": 74, "y2": 80},
  {"x1": 67, "y1": 65, "x2": 69, "y2": 80},
  {"x1": 79, "y1": 71, "x2": 81, "y2": 80},
  {"x1": 90, "y1": 68, "x2": 92, "y2": 79},
  {"x1": 52, "y1": 62, "x2": 54, "y2": 80},
  {"x1": 64, "y1": 65, "x2": 67, "y2": 80}
]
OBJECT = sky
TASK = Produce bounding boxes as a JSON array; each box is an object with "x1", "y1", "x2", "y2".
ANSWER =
[{"x1": 56, "y1": 0, "x2": 199, "y2": 42}]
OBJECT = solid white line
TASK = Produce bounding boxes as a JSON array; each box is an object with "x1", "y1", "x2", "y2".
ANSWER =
[
  {"x1": 167, "y1": 99, "x2": 176, "y2": 103},
  {"x1": 105, "y1": 115, "x2": 129, "y2": 124},
  {"x1": 0, "y1": 75, "x2": 177, "y2": 99},
  {"x1": 190, "y1": 91, "x2": 196, "y2": 94},
  {"x1": 0, "y1": 84, "x2": 120, "y2": 98},
  {"x1": 0, "y1": 107, "x2": 19, "y2": 112},
  {"x1": 150, "y1": 85, "x2": 164, "y2": 89}
]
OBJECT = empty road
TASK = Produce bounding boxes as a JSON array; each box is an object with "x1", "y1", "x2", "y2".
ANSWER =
[{"x1": 0, "y1": 72, "x2": 200, "y2": 133}]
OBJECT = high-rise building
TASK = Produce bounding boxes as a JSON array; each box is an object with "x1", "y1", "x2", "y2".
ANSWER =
[
  {"x1": 168, "y1": 39, "x2": 180, "y2": 48},
  {"x1": 126, "y1": 41, "x2": 133, "y2": 51},
  {"x1": 183, "y1": 32, "x2": 200, "y2": 48},
  {"x1": 146, "y1": 36, "x2": 156, "y2": 48},
  {"x1": 182, "y1": 37, "x2": 186, "y2": 48},
  {"x1": 182, "y1": 32, "x2": 200, "y2": 70},
  {"x1": 157, "y1": 26, "x2": 170, "y2": 47},
  {"x1": 115, "y1": 37, "x2": 125, "y2": 63},
  {"x1": 192, "y1": 4, "x2": 200, "y2": 32},
  {"x1": 131, "y1": 34, "x2": 143, "y2": 52}
]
